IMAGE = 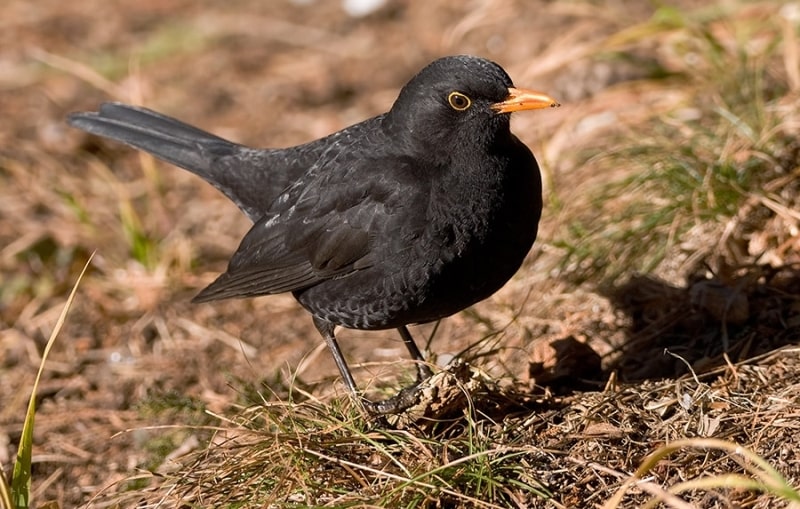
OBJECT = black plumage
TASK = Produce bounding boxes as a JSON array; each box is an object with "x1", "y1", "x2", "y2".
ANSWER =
[{"x1": 68, "y1": 55, "x2": 559, "y2": 413}]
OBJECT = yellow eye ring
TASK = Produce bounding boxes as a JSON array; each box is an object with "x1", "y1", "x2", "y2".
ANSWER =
[{"x1": 447, "y1": 91, "x2": 472, "y2": 111}]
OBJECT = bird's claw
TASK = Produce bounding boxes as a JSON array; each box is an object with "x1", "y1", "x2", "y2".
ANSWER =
[
  {"x1": 415, "y1": 363, "x2": 434, "y2": 384},
  {"x1": 361, "y1": 380, "x2": 426, "y2": 415}
]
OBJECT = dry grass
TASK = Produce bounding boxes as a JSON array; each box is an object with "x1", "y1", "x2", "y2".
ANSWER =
[
  {"x1": 90, "y1": 347, "x2": 800, "y2": 508},
  {"x1": 1, "y1": 0, "x2": 799, "y2": 508}
]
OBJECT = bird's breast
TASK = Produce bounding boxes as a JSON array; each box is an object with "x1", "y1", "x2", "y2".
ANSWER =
[{"x1": 296, "y1": 143, "x2": 542, "y2": 331}]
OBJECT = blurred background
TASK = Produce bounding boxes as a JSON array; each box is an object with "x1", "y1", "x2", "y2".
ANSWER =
[{"x1": 1, "y1": 0, "x2": 798, "y2": 506}]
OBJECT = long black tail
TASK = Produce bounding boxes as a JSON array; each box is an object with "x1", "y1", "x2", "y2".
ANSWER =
[{"x1": 68, "y1": 102, "x2": 279, "y2": 221}]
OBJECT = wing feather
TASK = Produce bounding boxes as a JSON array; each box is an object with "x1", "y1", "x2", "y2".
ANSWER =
[{"x1": 193, "y1": 180, "x2": 391, "y2": 302}]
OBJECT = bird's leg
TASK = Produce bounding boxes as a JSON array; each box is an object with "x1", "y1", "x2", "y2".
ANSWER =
[
  {"x1": 312, "y1": 317, "x2": 424, "y2": 416},
  {"x1": 312, "y1": 316, "x2": 360, "y2": 398},
  {"x1": 397, "y1": 325, "x2": 434, "y2": 382}
]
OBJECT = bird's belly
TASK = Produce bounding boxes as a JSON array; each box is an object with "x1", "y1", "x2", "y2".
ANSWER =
[
  {"x1": 294, "y1": 266, "x2": 430, "y2": 330},
  {"x1": 294, "y1": 219, "x2": 537, "y2": 331}
]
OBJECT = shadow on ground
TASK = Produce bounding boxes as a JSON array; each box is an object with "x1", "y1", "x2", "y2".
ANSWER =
[{"x1": 602, "y1": 263, "x2": 800, "y2": 382}]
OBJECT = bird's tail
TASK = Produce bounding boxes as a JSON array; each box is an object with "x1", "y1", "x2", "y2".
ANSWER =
[
  {"x1": 68, "y1": 102, "x2": 238, "y2": 184},
  {"x1": 68, "y1": 102, "x2": 286, "y2": 221}
]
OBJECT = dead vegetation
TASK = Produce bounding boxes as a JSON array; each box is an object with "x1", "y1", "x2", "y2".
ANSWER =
[
  {"x1": 121, "y1": 348, "x2": 800, "y2": 508},
  {"x1": 1, "y1": 0, "x2": 799, "y2": 508}
]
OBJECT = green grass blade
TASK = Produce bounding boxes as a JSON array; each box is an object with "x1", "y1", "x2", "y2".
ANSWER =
[{"x1": 10, "y1": 253, "x2": 95, "y2": 509}]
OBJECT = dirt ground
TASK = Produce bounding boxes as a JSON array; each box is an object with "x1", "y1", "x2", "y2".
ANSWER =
[{"x1": 1, "y1": 0, "x2": 799, "y2": 507}]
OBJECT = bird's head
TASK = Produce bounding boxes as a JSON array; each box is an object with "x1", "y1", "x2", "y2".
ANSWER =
[{"x1": 385, "y1": 55, "x2": 559, "y2": 160}]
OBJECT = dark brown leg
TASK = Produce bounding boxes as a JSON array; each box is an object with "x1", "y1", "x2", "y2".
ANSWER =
[
  {"x1": 312, "y1": 318, "x2": 427, "y2": 415},
  {"x1": 397, "y1": 325, "x2": 434, "y2": 382}
]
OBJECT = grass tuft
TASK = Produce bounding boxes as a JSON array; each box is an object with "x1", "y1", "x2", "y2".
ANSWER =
[{"x1": 139, "y1": 382, "x2": 554, "y2": 508}]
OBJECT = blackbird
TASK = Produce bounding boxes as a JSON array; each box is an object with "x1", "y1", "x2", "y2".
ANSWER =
[{"x1": 68, "y1": 55, "x2": 559, "y2": 414}]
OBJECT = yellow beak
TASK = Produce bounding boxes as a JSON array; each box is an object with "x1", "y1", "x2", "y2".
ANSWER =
[{"x1": 491, "y1": 87, "x2": 560, "y2": 113}]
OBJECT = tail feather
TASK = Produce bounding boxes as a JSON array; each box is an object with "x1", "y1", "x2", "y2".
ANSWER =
[
  {"x1": 68, "y1": 102, "x2": 237, "y2": 184},
  {"x1": 68, "y1": 102, "x2": 276, "y2": 221},
  {"x1": 92, "y1": 102, "x2": 231, "y2": 143}
]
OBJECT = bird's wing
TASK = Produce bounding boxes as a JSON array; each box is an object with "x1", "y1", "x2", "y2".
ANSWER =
[{"x1": 192, "y1": 154, "x2": 400, "y2": 303}]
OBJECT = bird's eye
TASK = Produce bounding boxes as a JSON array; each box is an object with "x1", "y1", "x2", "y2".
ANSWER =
[{"x1": 447, "y1": 91, "x2": 472, "y2": 111}]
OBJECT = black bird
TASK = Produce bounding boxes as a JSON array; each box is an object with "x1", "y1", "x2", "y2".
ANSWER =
[{"x1": 68, "y1": 55, "x2": 559, "y2": 414}]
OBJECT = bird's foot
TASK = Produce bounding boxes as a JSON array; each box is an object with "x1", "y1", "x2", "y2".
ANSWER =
[
  {"x1": 358, "y1": 361, "x2": 435, "y2": 415},
  {"x1": 361, "y1": 380, "x2": 427, "y2": 415},
  {"x1": 359, "y1": 359, "x2": 477, "y2": 420}
]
